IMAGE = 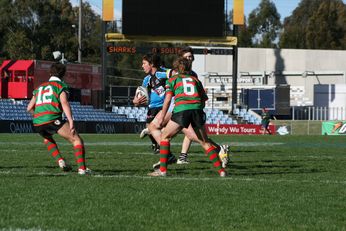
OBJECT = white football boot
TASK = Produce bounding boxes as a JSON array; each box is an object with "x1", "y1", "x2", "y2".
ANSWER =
[
  {"x1": 147, "y1": 169, "x2": 167, "y2": 177},
  {"x1": 78, "y1": 168, "x2": 92, "y2": 175},
  {"x1": 218, "y1": 144, "x2": 230, "y2": 169},
  {"x1": 58, "y1": 159, "x2": 72, "y2": 172},
  {"x1": 139, "y1": 128, "x2": 149, "y2": 139}
]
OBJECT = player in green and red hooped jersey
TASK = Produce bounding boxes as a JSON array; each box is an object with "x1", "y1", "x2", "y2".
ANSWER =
[
  {"x1": 175, "y1": 47, "x2": 225, "y2": 165},
  {"x1": 27, "y1": 63, "x2": 90, "y2": 175},
  {"x1": 148, "y1": 57, "x2": 226, "y2": 177},
  {"x1": 261, "y1": 107, "x2": 272, "y2": 135}
]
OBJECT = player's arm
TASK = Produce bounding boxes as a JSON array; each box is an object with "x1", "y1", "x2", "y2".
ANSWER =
[
  {"x1": 157, "y1": 78, "x2": 173, "y2": 126},
  {"x1": 161, "y1": 92, "x2": 173, "y2": 117},
  {"x1": 60, "y1": 91, "x2": 75, "y2": 134},
  {"x1": 133, "y1": 79, "x2": 149, "y2": 106},
  {"x1": 157, "y1": 92, "x2": 173, "y2": 127},
  {"x1": 133, "y1": 95, "x2": 147, "y2": 106},
  {"x1": 26, "y1": 96, "x2": 36, "y2": 115}
]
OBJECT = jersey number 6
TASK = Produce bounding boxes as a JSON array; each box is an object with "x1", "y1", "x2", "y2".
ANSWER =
[{"x1": 182, "y1": 78, "x2": 195, "y2": 95}]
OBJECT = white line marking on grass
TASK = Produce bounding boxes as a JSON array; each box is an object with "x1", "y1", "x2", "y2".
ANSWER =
[
  {"x1": 231, "y1": 142, "x2": 284, "y2": 146},
  {"x1": 93, "y1": 174, "x2": 346, "y2": 185},
  {"x1": 0, "y1": 141, "x2": 284, "y2": 146},
  {"x1": 96, "y1": 151, "x2": 159, "y2": 155},
  {"x1": 0, "y1": 228, "x2": 66, "y2": 231},
  {"x1": 2, "y1": 170, "x2": 344, "y2": 185}
]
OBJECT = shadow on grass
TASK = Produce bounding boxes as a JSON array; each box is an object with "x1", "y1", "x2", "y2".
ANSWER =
[
  {"x1": 94, "y1": 168, "x2": 145, "y2": 175},
  {"x1": 235, "y1": 158, "x2": 330, "y2": 164},
  {"x1": 229, "y1": 162, "x2": 323, "y2": 176},
  {"x1": 229, "y1": 169, "x2": 323, "y2": 176},
  {"x1": 235, "y1": 149, "x2": 285, "y2": 154},
  {"x1": 27, "y1": 174, "x2": 69, "y2": 177},
  {"x1": 0, "y1": 166, "x2": 25, "y2": 169}
]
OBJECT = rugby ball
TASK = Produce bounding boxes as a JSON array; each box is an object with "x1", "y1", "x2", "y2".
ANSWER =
[{"x1": 135, "y1": 86, "x2": 149, "y2": 104}]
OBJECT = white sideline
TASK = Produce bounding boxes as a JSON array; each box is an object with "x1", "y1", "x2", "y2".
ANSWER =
[
  {"x1": 0, "y1": 141, "x2": 285, "y2": 147},
  {"x1": 0, "y1": 170, "x2": 345, "y2": 185},
  {"x1": 0, "y1": 228, "x2": 65, "y2": 231}
]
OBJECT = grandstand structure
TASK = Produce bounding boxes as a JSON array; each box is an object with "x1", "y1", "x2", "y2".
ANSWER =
[
  {"x1": 110, "y1": 105, "x2": 261, "y2": 126},
  {"x1": 0, "y1": 97, "x2": 261, "y2": 128},
  {"x1": 1, "y1": 47, "x2": 345, "y2": 130},
  {"x1": 0, "y1": 99, "x2": 132, "y2": 123},
  {"x1": 195, "y1": 48, "x2": 346, "y2": 120},
  {"x1": 105, "y1": 47, "x2": 346, "y2": 121}
]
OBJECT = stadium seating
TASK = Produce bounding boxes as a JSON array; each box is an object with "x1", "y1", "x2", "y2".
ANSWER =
[
  {"x1": 111, "y1": 106, "x2": 238, "y2": 125},
  {"x1": 0, "y1": 99, "x2": 259, "y2": 125},
  {"x1": 0, "y1": 99, "x2": 133, "y2": 122},
  {"x1": 0, "y1": 99, "x2": 32, "y2": 121}
]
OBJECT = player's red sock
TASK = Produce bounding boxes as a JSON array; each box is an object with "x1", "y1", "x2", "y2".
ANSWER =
[
  {"x1": 74, "y1": 144, "x2": 86, "y2": 170},
  {"x1": 159, "y1": 140, "x2": 170, "y2": 173},
  {"x1": 44, "y1": 138, "x2": 64, "y2": 163},
  {"x1": 205, "y1": 146, "x2": 225, "y2": 174}
]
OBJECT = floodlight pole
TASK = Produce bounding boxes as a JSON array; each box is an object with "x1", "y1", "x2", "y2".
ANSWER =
[
  {"x1": 101, "y1": 21, "x2": 107, "y2": 109},
  {"x1": 78, "y1": 0, "x2": 82, "y2": 63},
  {"x1": 231, "y1": 25, "x2": 239, "y2": 113}
]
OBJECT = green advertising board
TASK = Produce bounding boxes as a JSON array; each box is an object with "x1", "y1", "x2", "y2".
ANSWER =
[{"x1": 322, "y1": 121, "x2": 346, "y2": 135}]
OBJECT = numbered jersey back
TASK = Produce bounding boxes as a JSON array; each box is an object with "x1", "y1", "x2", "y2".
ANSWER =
[
  {"x1": 166, "y1": 74, "x2": 206, "y2": 113},
  {"x1": 32, "y1": 80, "x2": 69, "y2": 126}
]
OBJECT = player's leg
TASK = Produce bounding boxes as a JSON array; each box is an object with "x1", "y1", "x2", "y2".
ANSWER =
[
  {"x1": 148, "y1": 120, "x2": 181, "y2": 177},
  {"x1": 140, "y1": 124, "x2": 159, "y2": 154},
  {"x1": 187, "y1": 110, "x2": 226, "y2": 177},
  {"x1": 143, "y1": 108, "x2": 161, "y2": 154},
  {"x1": 181, "y1": 125, "x2": 230, "y2": 167},
  {"x1": 261, "y1": 123, "x2": 266, "y2": 135},
  {"x1": 162, "y1": 111, "x2": 173, "y2": 127},
  {"x1": 177, "y1": 135, "x2": 192, "y2": 164},
  {"x1": 186, "y1": 126, "x2": 226, "y2": 177},
  {"x1": 57, "y1": 122, "x2": 89, "y2": 174},
  {"x1": 146, "y1": 108, "x2": 163, "y2": 145},
  {"x1": 148, "y1": 109, "x2": 173, "y2": 143},
  {"x1": 36, "y1": 123, "x2": 71, "y2": 172},
  {"x1": 147, "y1": 120, "x2": 162, "y2": 146},
  {"x1": 266, "y1": 123, "x2": 272, "y2": 135},
  {"x1": 149, "y1": 135, "x2": 160, "y2": 153},
  {"x1": 141, "y1": 110, "x2": 174, "y2": 154},
  {"x1": 42, "y1": 135, "x2": 71, "y2": 171},
  {"x1": 150, "y1": 110, "x2": 177, "y2": 168},
  {"x1": 177, "y1": 123, "x2": 218, "y2": 164},
  {"x1": 139, "y1": 127, "x2": 149, "y2": 139}
]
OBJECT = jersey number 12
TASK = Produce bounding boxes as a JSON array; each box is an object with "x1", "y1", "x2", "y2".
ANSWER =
[{"x1": 36, "y1": 86, "x2": 53, "y2": 104}]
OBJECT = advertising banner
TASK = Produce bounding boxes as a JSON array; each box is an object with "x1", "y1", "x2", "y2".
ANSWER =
[
  {"x1": 0, "y1": 120, "x2": 146, "y2": 134},
  {"x1": 322, "y1": 121, "x2": 346, "y2": 135},
  {"x1": 205, "y1": 124, "x2": 276, "y2": 135}
]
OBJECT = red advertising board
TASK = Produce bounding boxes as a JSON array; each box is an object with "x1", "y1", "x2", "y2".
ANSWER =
[
  {"x1": 0, "y1": 60, "x2": 101, "y2": 102},
  {"x1": 34, "y1": 61, "x2": 101, "y2": 90},
  {"x1": 205, "y1": 124, "x2": 276, "y2": 135},
  {"x1": 34, "y1": 61, "x2": 102, "y2": 104}
]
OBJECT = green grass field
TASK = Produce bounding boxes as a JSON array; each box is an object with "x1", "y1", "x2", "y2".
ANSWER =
[{"x1": 0, "y1": 133, "x2": 346, "y2": 231}]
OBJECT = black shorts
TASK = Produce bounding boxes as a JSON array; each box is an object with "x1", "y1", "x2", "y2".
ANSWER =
[
  {"x1": 261, "y1": 121, "x2": 269, "y2": 128},
  {"x1": 146, "y1": 107, "x2": 162, "y2": 123},
  {"x1": 35, "y1": 119, "x2": 66, "y2": 138},
  {"x1": 171, "y1": 109, "x2": 206, "y2": 129}
]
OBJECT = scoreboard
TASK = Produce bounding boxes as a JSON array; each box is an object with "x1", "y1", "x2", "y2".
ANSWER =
[{"x1": 122, "y1": 0, "x2": 225, "y2": 37}]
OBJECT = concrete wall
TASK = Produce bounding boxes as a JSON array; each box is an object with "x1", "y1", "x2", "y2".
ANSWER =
[{"x1": 195, "y1": 48, "x2": 346, "y2": 74}]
